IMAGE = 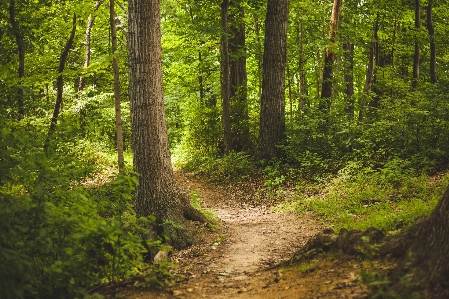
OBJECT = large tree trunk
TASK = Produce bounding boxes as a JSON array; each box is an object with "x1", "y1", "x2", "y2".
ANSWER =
[
  {"x1": 412, "y1": 0, "x2": 420, "y2": 89},
  {"x1": 220, "y1": 0, "x2": 232, "y2": 155},
  {"x1": 78, "y1": 0, "x2": 102, "y2": 92},
  {"x1": 44, "y1": 14, "x2": 76, "y2": 154},
  {"x1": 255, "y1": 0, "x2": 289, "y2": 161},
  {"x1": 426, "y1": 0, "x2": 437, "y2": 84},
  {"x1": 109, "y1": 0, "x2": 124, "y2": 171},
  {"x1": 408, "y1": 185, "x2": 449, "y2": 295},
  {"x1": 229, "y1": 1, "x2": 250, "y2": 152},
  {"x1": 320, "y1": 0, "x2": 342, "y2": 112},
  {"x1": 9, "y1": 0, "x2": 24, "y2": 119},
  {"x1": 128, "y1": 0, "x2": 207, "y2": 250}
]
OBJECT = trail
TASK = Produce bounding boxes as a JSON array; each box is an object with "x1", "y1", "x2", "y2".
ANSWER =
[{"x1": 114, "y1": 173, "x2": 368, "y2": 299}]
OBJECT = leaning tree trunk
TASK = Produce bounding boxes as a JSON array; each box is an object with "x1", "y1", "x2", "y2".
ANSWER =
[
  {"x1": 255, "y1": 0, "x2": 289, "y2": 161},
  {"x1": 409, "y1": 184, "x2": 449, "y2": 294},
  {"x1": 9, "y1": 0, "x2": 24, "y2": 119},
  {"x1": 426, "y1": 0, "x2": 437, "y2": 84},
  {"x1": 128, "y1": 0, "x2": 207, "y2": 250},
  {"x1": 44, "y1": 14, "x2": 76, "y2": 154},
  {"x1": 412, "y1": 0, "x2": 420, "y2": 89},
  {"x1": 320, "y1": 0, "x2": 342, "y2": 112}
]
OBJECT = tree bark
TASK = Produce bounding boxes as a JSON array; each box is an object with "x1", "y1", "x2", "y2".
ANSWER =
[
  {"x1": 343, "y1": 42, "x2": 354, "y2": 120},
  {"x1": 412, "y1": 0, "x2": 420, "y2": 89},
  {"x1": 110, "y1": 0, "x2": 124, "y2": 171},
  {"x1": 44, "y1": 14, "x2": 76, "y2": 154},
  {"x1": 409, "y1": 184, "x2": 449, "y2": 294},
  {"x1": 9, "y1": 0, "x2": 24, "y2": 119},
  {"x1": 299, "y1": 19, "x2": 307, "y2": 109},
  {"x1": 128, "y1": 0, "x2": 207, "y2": 250},
  {"x1": 320, "y1": 0, "x2": 342, "y2": 112},
  {"x1": 220, "y1": 0, "x2": 232, "y2": 154},
  {"x1": 78, "y1": 0, "x2": 102, "y2": 92},
  {"x1": 426, "y1": 0, "x2": 437, "y2": 84},
  {"x1": 256, "y1": 0, "x2": 289, "y2": 161},
  {"x1": 229, "y1": 2, "x2": 250, "y2": 152}
]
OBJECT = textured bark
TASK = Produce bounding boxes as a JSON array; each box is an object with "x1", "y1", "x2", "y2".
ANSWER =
[
  {"x1": 320, "y1": 0, "x2": 342, "y2": 112},
  {"x1": 256, "y1": 0, "x2": 289, "y2": 161},
  {"x1": 78, "y1": 0, "x2": 102, "y2": 92},
  {"x1": 110, "y1": 0, "x2": 124, "y2": 171},
  {"x1": 409, "y1": 185, "x2": 449, "y2": 293},
  {"x1": 9, "y1": 0, "x2": 24, "y2": 119},
  {"x1": 229, "y1": 2, "x2": 250, "y2": 152},
  {"x1": 412, "y1": 0, "x2": 420, "y2": 89},
  {"x1": 128, "y1": 0, "x2": 207, "y2": 249},
  {"x1": 343, "y1": 42, "x2": 354, "y2": 119},
  {"x1": 220, "y1": 0, "x2": 232, "y2": 154},
  {"x1": 359, "y1": 16, "x2": 378, "y2": 123},
  {"x1": 44, "y1": 14, "x2": 76, "y2": 154},
  {"x1": 426, "y1": 0, "x2": 437, "y2": 84}
]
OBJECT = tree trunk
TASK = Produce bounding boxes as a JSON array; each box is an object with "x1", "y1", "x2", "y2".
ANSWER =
[
  {"x1": 299, "y1": 19, "x2": 307, "y2": 109},
  {"x1": 409, "y1": 184, "x2": 449, "y2": 294},
  {"x1": 412, "y1": 0, "x2": 420, "y2": 89},
  {"x1": 78, "y1": 0, "x2": 102, "y2": 92},
  {"x1": 229, "y1": 2, "x2": 250, "y2": 152},
  {"x1": 359, "y1": 15, "x2": 378, "y2": 123},
  {"x1": 343, "y1": 42, "x2": 354, "y2": 120},
  {"x1": 109, "y1": 0, "x2": 124, "y2": 171},
  {"x1": 426, "y1": 0, "x2": 437, "y2": 84},
  {"x1": 254, "y1": 13, "x2": 262, "y2": 99},
  {"x1": 255, "y1": 0, "x2": 289, "y2": 161},
  {"x1": 220, "y1": 0, "x2": 232, "y2": 154},
  {"x1": 128, "y1": 0, "x2": 207, "y2": 250},
  {"x1": 320, "y1": 0, "x2": 342, "y2": 112},
  {"x1": 9, "y1": 0, "x2": 24, "y2": 119},
  {"x1": 44, "y1": 14, "x2": 76, "y2": 154}
]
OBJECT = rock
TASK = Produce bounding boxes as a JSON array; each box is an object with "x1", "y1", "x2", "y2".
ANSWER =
[{"x1": 154, "y1": 249, "x2": 170, "y2": 264}]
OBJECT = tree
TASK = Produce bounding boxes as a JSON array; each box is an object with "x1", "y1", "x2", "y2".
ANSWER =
[
  {"x1": 412, "y1": 0, "x2": 420, "y2": 89},
  {"x1": 127, "y1": 0, "x2": 207, "y2": 249},
  {"x1": 9, "y1": 0, "x2": 24, "y2": 119},
  {"x1": 320, "y1": 0, "x2": 342, "y2": 111},
  {"x1": 256, "y1": 0, "x2": 289, "y2": 161},
  {"x1": 426, "y1": 0, "x2": 437, "y2": 84},
  {"x1": 220, "y1": 0, "x2": 232, "y2": 154}
]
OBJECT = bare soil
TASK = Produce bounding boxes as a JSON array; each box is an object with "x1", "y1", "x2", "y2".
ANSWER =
[{"x1": 107, "y1": 172, "x2": 369, "y2": 299}]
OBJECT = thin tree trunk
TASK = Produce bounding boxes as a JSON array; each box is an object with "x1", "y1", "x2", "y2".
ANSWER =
[
  {"x1": 299, "y1": 19, "x2": 307, "y2": 108},
  {"x1": 9, "y1": 0, "x2": 24, "y2": 119},
  {"x1": 229, "y1": 2, "x2": 250, "y2": 151},
  {"x1": 44, "y1": 14, "x2": 76, "y2": 154},
  {"x1": 110, "y1": 0, "x2": 124, "y2": 171},
  {"x1": 78, "y1": 0, "x2": 102, "y2": 92},
  {"x1": 220, "y1": 0, "x2": 232, "y2": 154},
  {"x1": 412, "y1": 0, "x2": 420, "y2": 89},
  {"x1": 426, "y1": 0, "x2": 437, "y2": 83},
  {"x1": 343, "y1": 42, "x2": 354, "y2": 120},
  {"x1": 128, "y1": 0, "x2": 207, "y2": 250},
  {"x1": 254, "y1": 14, "x2": 262, "y2": 99},
  {"x1": 359, "y1": 15, "x2": 378, "y2": 123},
  {"x1": 320, "y1": 0, "x2": 342, "y2": 112},
  {"x1": 256, "y1": 0, "x2": 289, "y2": 161}
]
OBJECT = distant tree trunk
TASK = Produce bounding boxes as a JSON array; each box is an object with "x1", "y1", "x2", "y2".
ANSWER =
[
  {"x1": 320, "y1": 0, "x2": 342, "y2": 112},
  {"x1": 359, "y1": 15, "x2": 378, "y2": 123},
  {"x1": 9, "y1": 0, "x2": 24, "y2": 119},
  {"x1": 44, "y1": 14, "x2": 76, "y2": 154},
  {"x1": 220, "y1": 0, "x2": 232, "y2": 154},
  {"x1": 229, "y1": 2, "x2": 250, "y2": 152},
  {"x1": 256, "y1": 0, "x2": 289, "y2": 161},
  {"x1": 409, "y1": 184, "x2": 449, "y2": 293},
  {"x1": 426, "y1": 0, "x2": 437, "y2": 84},
  {"x1": 343, "y1": 42, "x2": 354, "y2": 120},
  {"x1": 299, "y1": 19, "x2": 307, "y2": 108},
  {"x1": 78, "y1": 0, "x2": 102, "y2": 92},
  {"x1": 128, "y1": 0, "x2": 207, "y2": 249},
  {"x1": 254, "y1": 14, "x2": 262, "y2": 99},
  {"x1": 412, "y1": 0, "x2": 420, "y2": 89},
  {"x1": 109, "y1": 0, "x2": 124, "y2": 171}
]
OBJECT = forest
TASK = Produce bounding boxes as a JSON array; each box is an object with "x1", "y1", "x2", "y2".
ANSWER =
[{"x1": 1, "y1": 0, "x2": 449, "y2": 298}]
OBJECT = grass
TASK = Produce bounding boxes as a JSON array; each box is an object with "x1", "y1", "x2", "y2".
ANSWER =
[{"x1": 277, "y1": 169, "x2": 449, "y2": 233}]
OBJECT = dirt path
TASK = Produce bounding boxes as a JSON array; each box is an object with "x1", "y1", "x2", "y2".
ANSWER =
[{"x1": 114, "y1": 173, "x2": 368, "y2": 299}]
